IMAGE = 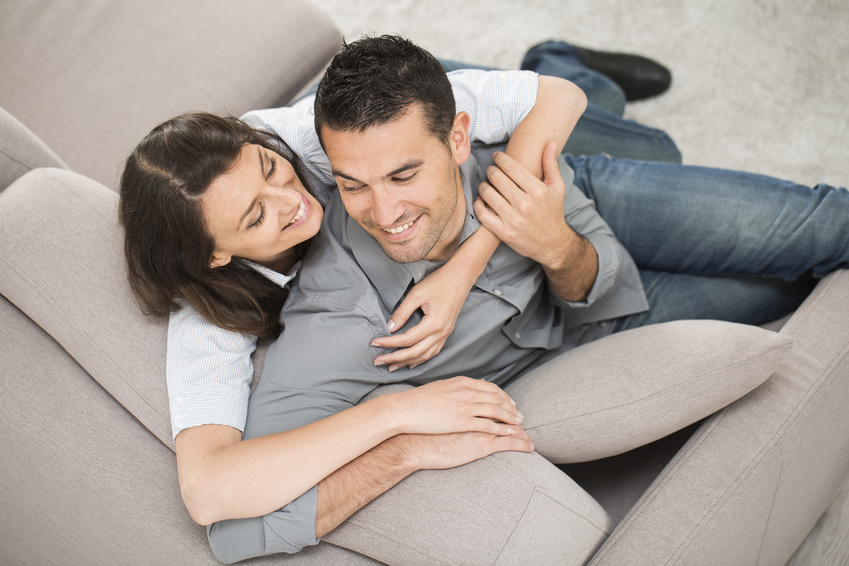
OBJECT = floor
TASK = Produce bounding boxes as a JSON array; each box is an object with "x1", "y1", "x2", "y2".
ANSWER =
[{"x1": 309, "y1": 1, "x2": 849, "y2": 563}]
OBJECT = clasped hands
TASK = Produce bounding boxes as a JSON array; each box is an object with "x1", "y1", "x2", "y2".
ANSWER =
[{"x1": 384, "y1": 376, "x2": 535, "y2": 471}]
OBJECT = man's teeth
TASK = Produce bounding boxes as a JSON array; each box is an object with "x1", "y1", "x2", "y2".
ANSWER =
[
  {"x1": 384, "y1": 220, "x2": 414, "y2": 234},
  {"x1": 287, "y1": 200, "x2": 305, "y2": 226}
]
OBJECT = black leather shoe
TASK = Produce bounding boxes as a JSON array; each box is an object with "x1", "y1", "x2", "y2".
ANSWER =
[{"x1": 574, "y1": 47, "x2": 672, "y2": 101}]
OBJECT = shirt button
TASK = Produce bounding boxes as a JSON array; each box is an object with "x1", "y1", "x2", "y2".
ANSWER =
[
  {"x1": 493, "y1": 289, "x2": 503, "y2": 297},
  {"x1": 176, "y1": 396, "x2": 185, "y2": 405},
  {"x1": 514, "y1": 332, "x2": 521, "y2": 340}
]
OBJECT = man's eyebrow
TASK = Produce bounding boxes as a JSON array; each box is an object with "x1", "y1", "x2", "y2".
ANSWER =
[{"x1": 332, "y1": 160, "x2": 424, "y2": 183}]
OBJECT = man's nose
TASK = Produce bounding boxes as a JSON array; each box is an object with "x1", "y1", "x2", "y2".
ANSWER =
[{"x1": 370, "y1": 185, "x2": 405, "y2": 227}]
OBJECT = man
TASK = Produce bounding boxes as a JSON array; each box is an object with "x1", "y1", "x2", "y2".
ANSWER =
[{"x1": 211, "y1": 35, "x2": 848, "y2": 561}]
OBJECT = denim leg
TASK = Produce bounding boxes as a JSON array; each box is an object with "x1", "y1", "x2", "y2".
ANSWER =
[
  {"x1": 521, "y1": 41, "x2": 626, "y2": 116},
  {"x1": 520, "y1": 42, "x2": 680, "y2": 163},
  {"x1": 441, "y1": 56, "x2": 682, "y2": 164},
  {"x1": 565, "y1": 154, "x2": 849, "y2": 279},
  {"x1": 563, "y1": 105, "x2": 681, "y2": 164},
  {"x1": 613, "y1": 270, "x2": 817, "y2": 331}
]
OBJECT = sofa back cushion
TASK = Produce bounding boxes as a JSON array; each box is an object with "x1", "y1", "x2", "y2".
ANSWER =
[
  {"x1": 0, "y1": 168, "x2": 174, "y2": 448},
  {"x1": 0, "y1": 0, "x2": 341, "y2": 189}
]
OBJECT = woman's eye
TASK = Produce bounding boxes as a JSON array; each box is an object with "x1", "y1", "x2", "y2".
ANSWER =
[
  {"x1": 249, "y1": 203, "x2": 266, "y2": 228},
  {"x1": 266, "y1": 157, "x2": 277, "y2": 180}
]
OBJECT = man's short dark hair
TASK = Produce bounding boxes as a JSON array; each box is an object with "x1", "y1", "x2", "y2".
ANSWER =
[{"x1": 314, "y1": 35, "x2": 456, "y2": 148}]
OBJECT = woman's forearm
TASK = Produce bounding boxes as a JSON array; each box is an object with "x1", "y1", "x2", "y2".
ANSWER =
[
  {"x1": 176, "y1": 376, "x2": 521, "y2": 525},
  {"x1": 176, "y1": 396, "x2": 403, "y2": 526},
  {"x1": 505, "y1": 75, "x2": 587, "y2": 178}
]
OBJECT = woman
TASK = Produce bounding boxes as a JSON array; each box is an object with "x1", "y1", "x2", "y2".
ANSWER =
[{"x1": 119, "y1": 68, "x2": 586, "y2": 527}]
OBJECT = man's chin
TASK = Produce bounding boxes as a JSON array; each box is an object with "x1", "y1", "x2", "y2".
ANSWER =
[{"x1": 376, "y1": 239, "x2": 427, "y2": 264}]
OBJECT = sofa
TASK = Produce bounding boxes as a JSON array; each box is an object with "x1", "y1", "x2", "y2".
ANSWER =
[{"x1": 2, "y1": 1, "x2": 848, "y2": 564}]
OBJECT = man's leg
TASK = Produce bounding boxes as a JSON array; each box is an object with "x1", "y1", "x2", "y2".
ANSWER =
[
  {"x1": 613, "y1": 270, "x2": 817, "y2": 331},
  {"x1": 563, "y1": 153, "x2": 848, "y2": 325},
  {"x1": 440, "y1": 56, "x2": 682, "y2": 164}
]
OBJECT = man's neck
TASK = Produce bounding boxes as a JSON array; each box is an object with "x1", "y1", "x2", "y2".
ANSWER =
[{"x1": 422, "y1": 164, "x2": 468, "y2": 262}]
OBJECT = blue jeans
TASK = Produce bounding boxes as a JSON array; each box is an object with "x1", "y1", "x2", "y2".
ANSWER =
[
  {"x1": 441, "y1": 41, "x2": 682, "y2": 164},
  {"x1": 561, "y1": 154, "x2": 849, "y2": 330}
]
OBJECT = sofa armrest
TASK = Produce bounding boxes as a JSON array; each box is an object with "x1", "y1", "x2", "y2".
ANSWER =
[{"x1": 589, "y1": 270, "x2": 849, "y2": 565}]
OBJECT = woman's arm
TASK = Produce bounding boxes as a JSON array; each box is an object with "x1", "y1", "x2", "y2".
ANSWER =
[
  {"x1": 372, "y1": 75, "x2": 588, "y2": 370},
  {"x1": 175, "y1": 376, "x2": 522, "y2": 525}
]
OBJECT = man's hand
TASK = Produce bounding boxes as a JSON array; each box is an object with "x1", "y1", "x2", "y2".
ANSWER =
[
  {"x1": 315, "y1": 424, "x2": 534, "y2": 537},
  {"x1": 474, "y1": 142, "x2": 598, "y2": 302},
  {"x1": 398, "y1": 428, "x2": 535, "y2": 472}
]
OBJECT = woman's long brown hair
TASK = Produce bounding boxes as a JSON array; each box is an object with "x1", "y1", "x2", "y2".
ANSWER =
[{"x1": 119, "y1": 112, "x2": 311, "y2": 339}]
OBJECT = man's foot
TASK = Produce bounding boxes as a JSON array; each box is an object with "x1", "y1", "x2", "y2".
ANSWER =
[{"x1": 573, "y1": 46, "x2": 672, "y2": 102}]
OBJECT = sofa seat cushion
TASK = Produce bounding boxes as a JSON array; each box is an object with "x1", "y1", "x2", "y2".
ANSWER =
[{"x1": 505, "y1": 319, "x2": 792, "y2": 463}]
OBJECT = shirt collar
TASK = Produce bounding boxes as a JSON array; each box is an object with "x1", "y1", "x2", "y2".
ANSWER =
[
  {"x1": 346, "y1": 154, "x2": 482, "y2": 312},
  {"x1": 245, "y1": 259, "x2": 300, "y2": 288}
]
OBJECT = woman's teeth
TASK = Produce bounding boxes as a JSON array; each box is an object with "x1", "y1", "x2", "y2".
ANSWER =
[
  {"x1": 287, "y1": 200, "x2": 305, "y2": 226},
  {"x1": 384, "y1": 220, "x2": 414, "y2": 234}
]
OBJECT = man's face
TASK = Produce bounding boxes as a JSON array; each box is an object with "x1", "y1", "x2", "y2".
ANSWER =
[{"x1": 322, "y1": 104, "x2": 470, "y2": 263}]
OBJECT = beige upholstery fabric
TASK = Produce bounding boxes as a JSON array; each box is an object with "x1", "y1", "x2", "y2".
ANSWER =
[
  {"x1": 506, "y1": 320, "x2": 792, "y2": 463},
  {"x1": 0, "y1": 297, "x2": 381, "y2": 565},
  {"x1": 0, "y1": 0, "x2": 342, "y2": 189},
  {"x1": 0, "y1": 106, "x2": 67, "y2": 191},
  {"x1": 589, "y1": 270, "x2": 849, "y2": 565},
  {"x1": 0, "y1": 168, "x2": 174, "y2": 447}
]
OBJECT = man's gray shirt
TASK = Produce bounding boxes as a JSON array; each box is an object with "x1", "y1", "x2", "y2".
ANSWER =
[{"x1": 238, "y1": 143, "x2": 649, "y2": 553}]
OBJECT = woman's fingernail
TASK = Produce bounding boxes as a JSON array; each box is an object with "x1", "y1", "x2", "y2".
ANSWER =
[
  {"x1": 516, "y1": 412, "x2": 524, "y2": 423},
  {"x1": 374, "y1": 360, "x2": 385, "y2": 367},
  {"x1": 388, "y1": 365, "x2": 398, "y2": 373},
  {"x1": 387, "y1": 320, "x2": 397, "y2": 331}
]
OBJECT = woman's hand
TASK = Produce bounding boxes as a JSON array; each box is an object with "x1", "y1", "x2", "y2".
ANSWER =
[
  {"x1": 371, "y1": 253, "x2": 479, "y2": 371},
  {"x1": 383, "y1": 376, "x2": 524, "y2": 437}
]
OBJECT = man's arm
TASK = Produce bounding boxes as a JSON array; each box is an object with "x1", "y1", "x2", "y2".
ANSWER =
[
  {"x1": 316, "y1": 428, "x2": 535, "y2": 537},
  {"x1": 475, "y1": 142, "x2": 599, "y2": 302}
]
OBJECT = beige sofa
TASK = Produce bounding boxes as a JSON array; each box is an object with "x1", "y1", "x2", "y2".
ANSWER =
[{"x1": 2, "y1": 1, "x2": 848, "y2": 564}]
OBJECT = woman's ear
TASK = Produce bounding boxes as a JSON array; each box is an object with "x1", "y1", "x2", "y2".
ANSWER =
[
  {"x1": 209, "y1": 251, "x2": 232, "y2": 269},
  {"x1": 450, "y1": 111, "x2": 471, "y2": 166}
]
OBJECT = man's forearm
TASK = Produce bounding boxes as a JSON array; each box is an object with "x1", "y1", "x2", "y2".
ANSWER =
[{"x1": 315, "y1": 435, "x2": 416, "y2": 537}]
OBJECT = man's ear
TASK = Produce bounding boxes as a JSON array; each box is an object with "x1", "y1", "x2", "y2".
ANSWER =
[
  {"x1": 450, "y1": 112, "x2": 471, "y2": 165},
  {"x1": 209, "y1": 251, "x2": 232, "y2": 269}
]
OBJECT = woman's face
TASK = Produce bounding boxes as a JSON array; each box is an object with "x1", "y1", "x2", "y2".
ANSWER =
[{"x1": 203, "y1": 143, "x2": 323, "y2": 271}]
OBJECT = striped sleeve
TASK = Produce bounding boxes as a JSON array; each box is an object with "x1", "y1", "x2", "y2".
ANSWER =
[
  {"x1": 448, "y1": 69, "x2": 539, "y2": 145},
  {"x1": 166, "y1": 303, "x2": 257, "y2": 440}
]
